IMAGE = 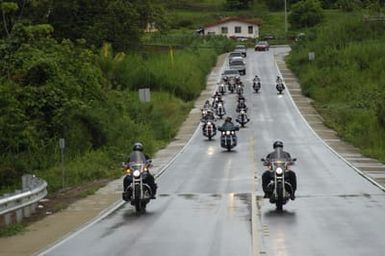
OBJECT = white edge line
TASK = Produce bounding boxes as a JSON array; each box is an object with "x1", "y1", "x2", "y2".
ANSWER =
[
  {"x1": 35, "y1": 58, "x2": 224, "y2": 256},
  {"x1": 273, "y1": 51, "x2": 385, "y2": 193}
]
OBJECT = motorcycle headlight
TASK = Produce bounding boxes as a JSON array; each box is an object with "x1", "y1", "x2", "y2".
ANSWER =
[
  {"x1": 276, "y1": 167, "x2": 283, "y2": 175},
  {"x1": 133, "y1": 170, "x2": 141, "y2": 178},
  {"x1": 231, "y1": 131, "x2": 235, "y2": 135},
  {"x1": 226, "y1": 131, "x2": 231, "y2": 135}
]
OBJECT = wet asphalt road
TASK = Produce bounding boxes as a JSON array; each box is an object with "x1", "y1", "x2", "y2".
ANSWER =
[{"x1": 40, "y1": 47, "x2": 385, "y2": 256}]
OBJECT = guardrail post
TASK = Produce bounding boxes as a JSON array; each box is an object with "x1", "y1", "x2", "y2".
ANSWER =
[
  {"x1": 23, "y1": 204, "x2": 31, "y2": 218},
  {"x1": 16, "y1": 209, "x2": 23, "y2": 223},
  {"x1": 4, "y1": 213, "x2": 12, "y2": 226}
]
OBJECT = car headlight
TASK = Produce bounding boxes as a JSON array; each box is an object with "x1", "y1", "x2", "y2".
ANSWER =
[
  {"x1": 276, "y1": 167, "x2": 283, "y2": 175},
  {"x1": 133, "y1": 170, "x2": 141, "y2": 178}
]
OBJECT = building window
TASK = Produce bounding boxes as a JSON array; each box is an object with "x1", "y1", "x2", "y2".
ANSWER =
[
  {"x1": 248, "y1": 26, "x2": 253, "y2": 34},
  {"x1": 221, "y1": 27, "x2": 228, "y2": 34},
  {"x1": 234, "y1": 26, "x2": 241, "y2": 33}
]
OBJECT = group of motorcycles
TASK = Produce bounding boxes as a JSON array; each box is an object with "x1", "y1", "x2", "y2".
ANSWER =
[
  {"x1": 201, "y1": 75, "x2": 251, "y2": 151},
  {"x1": 122, "y1": 53, "x2": 291, "y2": 213}
]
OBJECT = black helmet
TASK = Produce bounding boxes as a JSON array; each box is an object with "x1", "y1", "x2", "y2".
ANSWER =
[
  {"x1": 225, "y1": 116, "x2": 232, "y2": 122},
  {"x1": 273, "y1": 141, "x2": 283, "y2": 149},
  {"x1": 133, "y1": 142, "x2": 143, "y2": 151}
]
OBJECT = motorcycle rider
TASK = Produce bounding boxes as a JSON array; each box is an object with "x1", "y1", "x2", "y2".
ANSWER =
[
  {"x1": 262, "y1": 141, "x2": 297, "y2": 200},
  {"x1": 201, "y1": 108, "x2": 216, "y2": 123},
  {"x1": 203, "y1": 99, "x2": 211, "y2": 110},
  {"x1": 253, "y1": 75, "x2": 260, "y2": 83},
  {"x1": 123, "y1": 143, "x2": 157, "y2": 200},
  {"x1": 236, "y1": 100, "x2": 248, "y2": 112},
  {"x1": 219, "y1": 116, "x2": 237, "y2": 131}
]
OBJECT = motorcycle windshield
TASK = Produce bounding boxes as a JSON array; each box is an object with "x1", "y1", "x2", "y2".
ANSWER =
[
  {"x1": 271, "y1": 159, "x2": 287, "y2": 169},
  {"x1": 128, "y1": 162, "x2": 146, "y2": 173}
]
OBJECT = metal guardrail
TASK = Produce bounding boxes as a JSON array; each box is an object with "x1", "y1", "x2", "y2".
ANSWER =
[{"x1": 0, "y1": 174, "x2": 47, "y2": 227}]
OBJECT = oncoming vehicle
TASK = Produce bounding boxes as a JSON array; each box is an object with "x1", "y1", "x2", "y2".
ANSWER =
[
  {"x1": 228, "y1": 51, "x2": 244, "y2": 64},
  {"x1": 222, "y1": 69, "x2": 240, "y2": 80},
  {"x1": 255, "y1": 41, "x2": 270, "y2": 51},
  {"x1": 234, "y1": 45, "x2": 247, "y2": 57},
  {"x1": 229, "y1": 59, "x2": 246, "y2": 75}
]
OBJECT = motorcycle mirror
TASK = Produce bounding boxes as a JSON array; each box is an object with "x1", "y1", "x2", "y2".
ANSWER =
[
  {"x1": 260, "y1": 158, "x2": 265, "y2": 162},
  {"x1": 121, "y1": 162, "x2": 127, "y2": 167},
  {"x1": 292, "y1": 158, "x2": 297, "y2": 162},
  {"x1": 147, "y1": 159, "x2": 152, "y2": 164}
]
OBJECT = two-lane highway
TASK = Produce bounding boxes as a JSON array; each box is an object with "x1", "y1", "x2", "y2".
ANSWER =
[{"x1": 38, "y1": 47, "x2": 385, "y2": 256}]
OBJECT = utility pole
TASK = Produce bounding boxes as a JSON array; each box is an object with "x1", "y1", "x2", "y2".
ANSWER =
[{"x1": 284, "y1": 0, "x2": 287, "y2": 35}]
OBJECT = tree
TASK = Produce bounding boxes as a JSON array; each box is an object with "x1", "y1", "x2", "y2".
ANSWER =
[
  {"x1": 225, "y1": 0, "x2": 253, "y2": 10},
  {"x1": 289, "y1": 0, "x2": 324, "y2": 28},
  {"x1": 0, "y1": 1, "x2": 18, "y2": 37}
]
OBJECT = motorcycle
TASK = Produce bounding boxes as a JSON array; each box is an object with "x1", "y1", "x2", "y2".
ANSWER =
[
  {"x1": 236, "y1": 102, "x2": 248, "y2": 113},
  {"x1": 260, "y1": 158, "x2": 296, "y2": 211},
  {"x1": 252, "y1": 79, "x2": 261, "y2": 93},
  {"x1": 235, "y1": 109, "x2": 250, "y2": 127},
  {"x1": 236, "y1": 84, "x2": 244, "y2": 95},
  {"x1": 216, "y1": 102, "x2": 226, "y2": 119},
  {"x1": 218, "y1": 126, "x2": 240, "y2": 151},
  {"x1": 212, "y1": 96, "x2": 222, "y2": 110},
  {"x1": 276, "y1": 82, "x2": 285, "y2": 94},
  {"x1": 202, "y1": 120, "x2": 216, "y2": 140},
  {"x1": 218, "y1": 83, "x2": 226, "y2": 95},
  {"x1": 122, "y1": 161, "x2": 154, "y2": 213},
  {"x1": 228, "y1": 78, "x2": 235, "y2": 93}
]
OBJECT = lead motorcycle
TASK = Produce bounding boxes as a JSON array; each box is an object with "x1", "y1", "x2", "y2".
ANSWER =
[
  {"x1": 218, "y1": 126, "x2": 240, "y2": 151},
  {"x1": 261, "y1": 158, "x2": 296, "y2": 211},
  {"x1": 202, "y1": 120, "x2": 216, "y2": 140},
  {"x1": 252, "y1": 77, "x2": 261, "y2": 93},
  {"x1": 122, "y1": 161, "x2": 154, "y2": 213}
]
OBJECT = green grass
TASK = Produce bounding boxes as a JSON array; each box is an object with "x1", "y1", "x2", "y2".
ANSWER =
[
  {"x1": 0, "y1": 223, "x2": 25, "y2": 237},
  {"x1": 287, "y1": 9, "x2": 385, "y2": 162}
]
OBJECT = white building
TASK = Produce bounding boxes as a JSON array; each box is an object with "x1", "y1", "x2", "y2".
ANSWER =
[{"x1": 203, "y1": 17, "x2": 260, "y2": 39}]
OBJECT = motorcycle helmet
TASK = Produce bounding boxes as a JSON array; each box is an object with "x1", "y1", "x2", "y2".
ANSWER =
[
  {"x1": 273, "y1": 140, "x2": 283, "y2": 149},
  {"x1": 225, "y1": 116, "x2": 232, "y2": 122},
  {"x1": 133, "y1": 142, "x2": 143, "y2": 151}
]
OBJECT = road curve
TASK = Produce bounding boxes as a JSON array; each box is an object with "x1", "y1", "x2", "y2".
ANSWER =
[{"x1": 38, "y1": 47, "x2": 385, "y2": 256}]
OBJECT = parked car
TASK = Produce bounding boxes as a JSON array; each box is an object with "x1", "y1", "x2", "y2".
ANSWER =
[
  {"x1": 229, "y1": 58, "x2": 246, "y2": 75},
  {"x1": 234, "y1": 45, "x2": 247, "y2": 57},
  {"x1": 255, "y1": 41, "x2": 270, "y2": 51}
]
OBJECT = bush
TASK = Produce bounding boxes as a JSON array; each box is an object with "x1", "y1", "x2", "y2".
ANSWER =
[
  {"x1": 289, "y1": 0, "x2": 324, "y2": 28},
  {"x1": 287, "y1": 12, "x2": 385, "y2": 161}
]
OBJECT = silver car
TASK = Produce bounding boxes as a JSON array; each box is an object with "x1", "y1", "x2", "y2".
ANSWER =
[
  {"x1": 229, "y1": 59, "x2": 246, "y2": 75},
  {"x1": 234, "y1": 45, "x2": 247, "y2": 57}
]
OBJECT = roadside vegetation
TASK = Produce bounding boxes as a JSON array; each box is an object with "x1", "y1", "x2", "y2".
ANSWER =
[
  {"x1": 0, "y1": 1, "x2": 233, "y2": 194},
  {"x1": 288, "y1": 6, "x2": 385, "y2": 161}
]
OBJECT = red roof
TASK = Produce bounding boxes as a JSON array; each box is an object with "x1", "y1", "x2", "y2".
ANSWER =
[{"x1": 204, "y1": 17, "x2": 261, "y2": 28}]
